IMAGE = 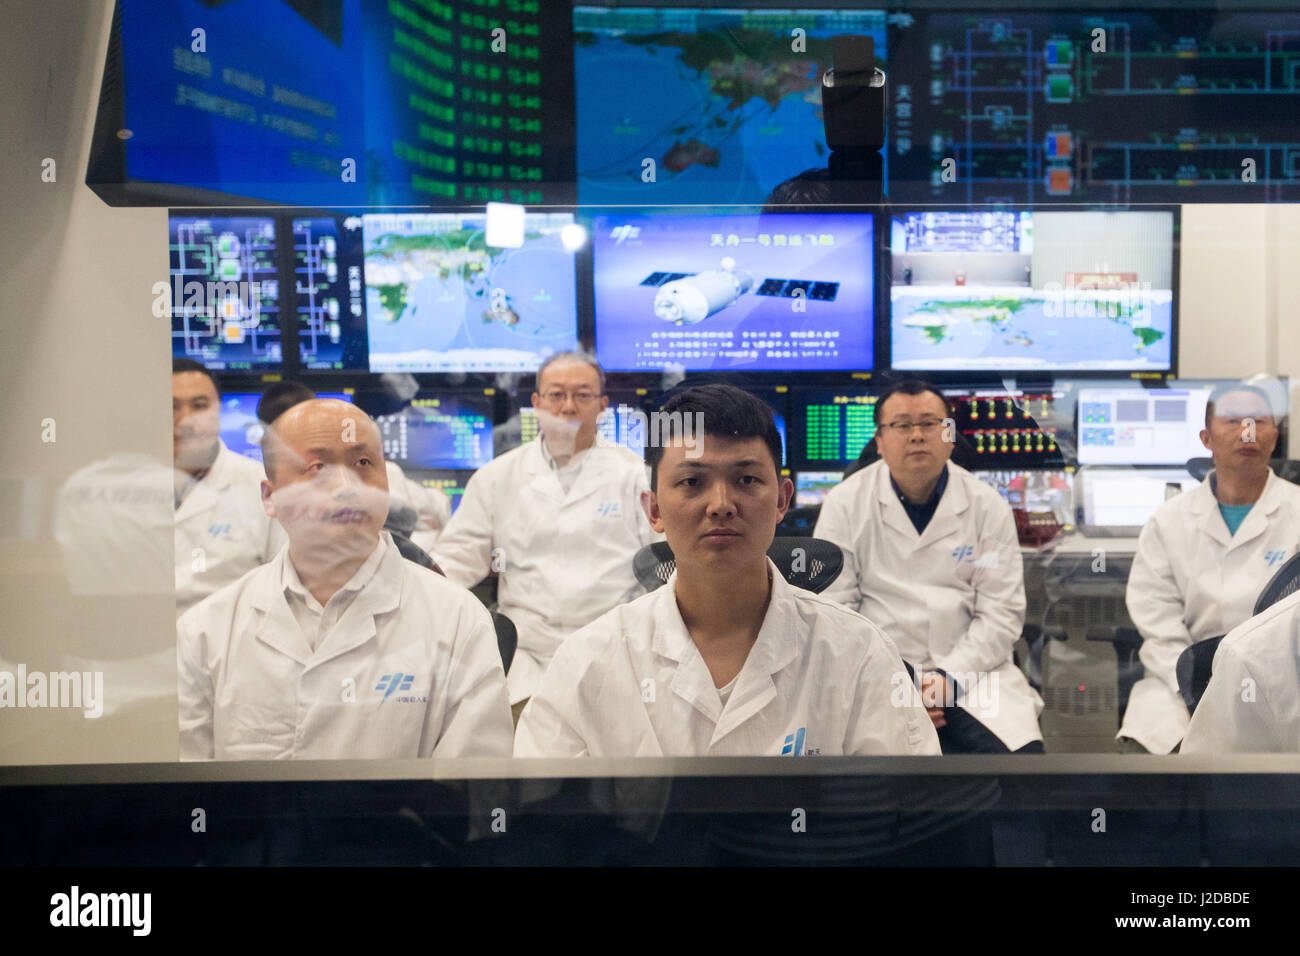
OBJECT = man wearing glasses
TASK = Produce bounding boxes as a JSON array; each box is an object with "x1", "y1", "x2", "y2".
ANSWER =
[
  {"x1": 1119, "y1": 383, "x2": 1300, "y2": 754},
  {"x1": 434, "y1": 352, "x2": 659, "y2": 717},
  {"x1": 814, "y1": 379, "x2": 1045, "y2": 754}
]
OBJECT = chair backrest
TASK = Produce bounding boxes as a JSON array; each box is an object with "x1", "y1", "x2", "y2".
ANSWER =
[
  {"x1": 766, "y1": 537, "x2": 844, "y2": 593},
  {"x1": 1175, "y1": 635, "x2": 1225, "y2": 716},
  {"x1": 1186, "y1": 457, "x2": 1214, "y2": 481},
  {"x1": 631, "y1": 538, "x2": 844, "y2": 594},
  {"x1": 775, "y1": 506, "x2": 821, "y2": 537},
  {"x1": 1254, "y1": 551, "x2": 1300, "y2": 616},
  {"x1": 490, "y1": 611, "x2": 517, "y2": 675}
]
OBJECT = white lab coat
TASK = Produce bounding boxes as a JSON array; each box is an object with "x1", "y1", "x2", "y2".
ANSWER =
[
  {"x1": 815, "y1": 460, "x2": 1043, "y2": 751},
  {"x1": 433, "y1": 436, "x2": 660, "y2": 704},
  {"x1": 1181, "y1": 589, "x2": 1300, "y2": 753},
  {"x1": 1120, "y1": 470, "x2": 1300, "y2": 753},
  {"x1": 174, "y1": 441, "x2": 285, "y2": 617},
  {"x1": 177, "y1": 532, "x2": 514, "y2": 760},
  {"x1": 514, "y1": 558, "x2": 941, "y2": 757},
  {"x1": 385, "y1": 460, "x2": 452, "y2": 554}
]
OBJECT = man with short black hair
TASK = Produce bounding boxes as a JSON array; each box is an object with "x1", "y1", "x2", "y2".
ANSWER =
[
  {"x1": 515, "y1": 384, "x2": 939, "y2": 757},
  {"x1": 1119, "y1": 383, "x2": 1300, "y2": 753},
  {"x1": 434, "y1": 351, "x2": 659, "y2": 714},
  {"x1": 815, "y1": 378, "x2": 1045, "y2": 754},
  {"x1": 172, "y1": 358, "x2": 284, "y2": 616}
]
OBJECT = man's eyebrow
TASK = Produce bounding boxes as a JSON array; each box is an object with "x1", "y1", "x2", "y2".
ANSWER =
[{"x1": 673, "y1": 458, "x2": 764, "y2": 470}]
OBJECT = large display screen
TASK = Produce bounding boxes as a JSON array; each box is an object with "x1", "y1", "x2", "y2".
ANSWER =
[
  {"x1": 593, "y1": 213, "x2": 875, "y2": 372},
  {"x1": 793, "y1": 389, "x2": 877, "y2": 467},
  {"x1": 574, "y1": 6, "x2": 887, "y2": 206},
  {"x1": 292, "y1": 216, "x2": 370, "y2": 370},
  {"x1": 890, "y1": 209, "x2": 1175, "y2": 372},
  {"x1": 363, "y1": 212, "x2": 579, "y2": 373},
  {"x1": 106, "y1": 0, "x2": 565, "y2": 207},
  {"x1": 169, "y1": 215, "x2": 282, "y2": 370},
  {"x1": 219, "y1": 391, "x2": 351, "y2": 463}
]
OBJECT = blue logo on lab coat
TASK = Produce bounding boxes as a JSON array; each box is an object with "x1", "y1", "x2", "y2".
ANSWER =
[
  {"x1": 1266, "y1": 550, "x2": 1287, "y2": 568},
  {"x1": 953, "y1": 545, "x2": 974, "y2": 563},
  {"x1": 375, "y1": 673, "x2": 414, "y2": 699},
  {"x1": 207, "y1": 522, "x2": 235, "y2": 541},
  {"x1": 781, "y1": 728, "x2": 806, "y2": 756},
  {"x1": 596, "y1": 501, "x2": 621, "y2": 518}
]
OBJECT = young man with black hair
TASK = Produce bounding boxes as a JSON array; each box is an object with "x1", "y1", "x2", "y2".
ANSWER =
[
  {"x1": 514, "y1": 383, "x2": 938, "y2": 757},
  {"x1": 815, "y1": 378, "x2": 1045, "y2": 754},
  {"x1": 172, "y1": 358, "x2": 285, "y2": 616}
]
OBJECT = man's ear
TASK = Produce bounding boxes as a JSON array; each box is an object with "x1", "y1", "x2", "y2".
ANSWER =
[
  {"x1": 1199, "y1": 428, "x2": 1211, "y2": 452},
  {"x1": 261, "y1": 479, "x2": 277, "y2": 519},
  {"x1": 776, "y1": 476, "x2": 794, "y2": 519},
  {"x1": 641, "y1": 489, "x2": 664, "y2": 533}
]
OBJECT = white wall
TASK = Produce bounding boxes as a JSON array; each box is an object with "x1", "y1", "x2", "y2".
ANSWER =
[
  {"x1": 0, "y1": 0, "x2": 1294, "y2": 763},
  {"x1": 0, "y1": 0, "x2": 175, "y2": 764}
]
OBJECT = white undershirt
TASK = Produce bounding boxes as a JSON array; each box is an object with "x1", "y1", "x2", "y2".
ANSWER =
[
  {"x1": 539, "y1": 437, "x2": 590, "y2": 496},
  {"x1": 717, "y1": 673, "x2": 740, "y2": 705},
  {"x1": 282, "y1": 537, "x2": 386, "y2": 653}
]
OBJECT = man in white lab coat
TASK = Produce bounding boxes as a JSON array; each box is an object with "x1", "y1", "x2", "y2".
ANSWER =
[
  {"x1": 177, "y1": 399, "x2": 514, "y2": 760},
  {"x1": 173, "y1": 359, "x2": 285, "y2": 617},
  {"x1": 815, "y1": 380, "x2": 1044, "y2": 753},
  {"x1": 1181, "y1": 589, "x2": 1300, "y2": 753},
  {"x1": 434, "y1": 352, "x2": 659, "y2": 714},
  {"x1": 514, "y1": 384, "x2": 940, "y2": 757},
  {"x1": 1119, "y1": 384, "x2": 1300, "y2": 754}
]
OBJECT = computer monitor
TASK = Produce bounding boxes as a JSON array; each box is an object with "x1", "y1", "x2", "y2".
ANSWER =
[
  {"x1": 792, "y1": 389, "x2": 878, "y2": 468},
  {"x1": 1076, "y1": 467, "x2": 1201, "y2": 536},
  {"x1": 795, "y1": 471, "x2": 844, "y2": 508},
  {"x1": 889, "y1": 209, "x2": 1175, "y2": 372},
  {"x1": 592, "y1": 212, "x2": 875, "y2": 372},
  {"x1": 403, "y1": 469, "x2": 476, "y2": 515},
  {"x1": 219, "y1": 391, "x2": 351, "y2": 463},
  {"x1": 1076, "y1": 387, "x2": 1211, "y2": 467},
  {"x1": 169, "y1": 215, "x2": 282, "y2": 370},
  {"x1": 375, "y1": 394, "x2": 494, "y2": 471},
  {"x1": 292, "y1": 216, "x2": 370, "y2": 371},
  {"x1": 363, "y1": 212, "x2": 579, "y2": 374}
]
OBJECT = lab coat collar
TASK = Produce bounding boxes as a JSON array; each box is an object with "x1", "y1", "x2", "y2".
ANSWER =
[
  {"x1": 652, "y1": 558, "x2": 798, "y2": 746},
  {"x1": 250, "y1": 533, "x2": 402, "y2": 668},
  {"x1": 174, "y1": 440, "x2": 243, "y2": 522},
  {"x1": 525, "y1": 434, "x2": 618, "y2": 505},
  {"x1": 873, "y1": 460, "x2": 968, "y2": 546},
  {"x1": 1194, "y1": 469, "x2": 1286, "y2": 550}
]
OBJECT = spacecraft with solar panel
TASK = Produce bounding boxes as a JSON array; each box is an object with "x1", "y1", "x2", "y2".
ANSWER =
[{"x1": 641, "y1": 257, "x2": 840, "y2": 326}]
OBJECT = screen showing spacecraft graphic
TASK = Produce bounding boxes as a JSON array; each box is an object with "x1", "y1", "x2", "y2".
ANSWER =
[
  {"x1": 592, "y1": 213, "x2": 875, "y2": 372},
  {"x1": 889, "y1": 209, "x2": 1174, "y2": 372},
  {"x1": 169, "y1": 215, "x2": 282, "y2": 370},
  {"x1": 363, "y1": 212, "x2": 580, "y2": 374},
  {"x1": 293, "y1": 216, "x2": 370, "y2": 371}
]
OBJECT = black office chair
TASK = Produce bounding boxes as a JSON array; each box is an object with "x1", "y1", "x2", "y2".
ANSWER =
[
  {"x1": 631, "y1": 538, "x2": 844, "y2": 594},
  {"x1": 385, "y1": 503, "x2": 444, "y2": 574},
  {"x1": 490, "y1": 611, "x2": 517, "y2": 675},
  {"x1": 1254, "y1": 551, "x2": 1300, "y2": 615},
  {"x1": 1186, "y1": 457, "x2": 1214, "y2": 482},
  {"x1": 1175, "y1": 636, "x2": 1225, "y2": 717}
]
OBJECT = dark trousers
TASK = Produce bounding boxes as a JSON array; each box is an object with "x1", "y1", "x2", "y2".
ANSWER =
[{"x1": 937, "y1": 706, "x2": 1044, "y2": 754}]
